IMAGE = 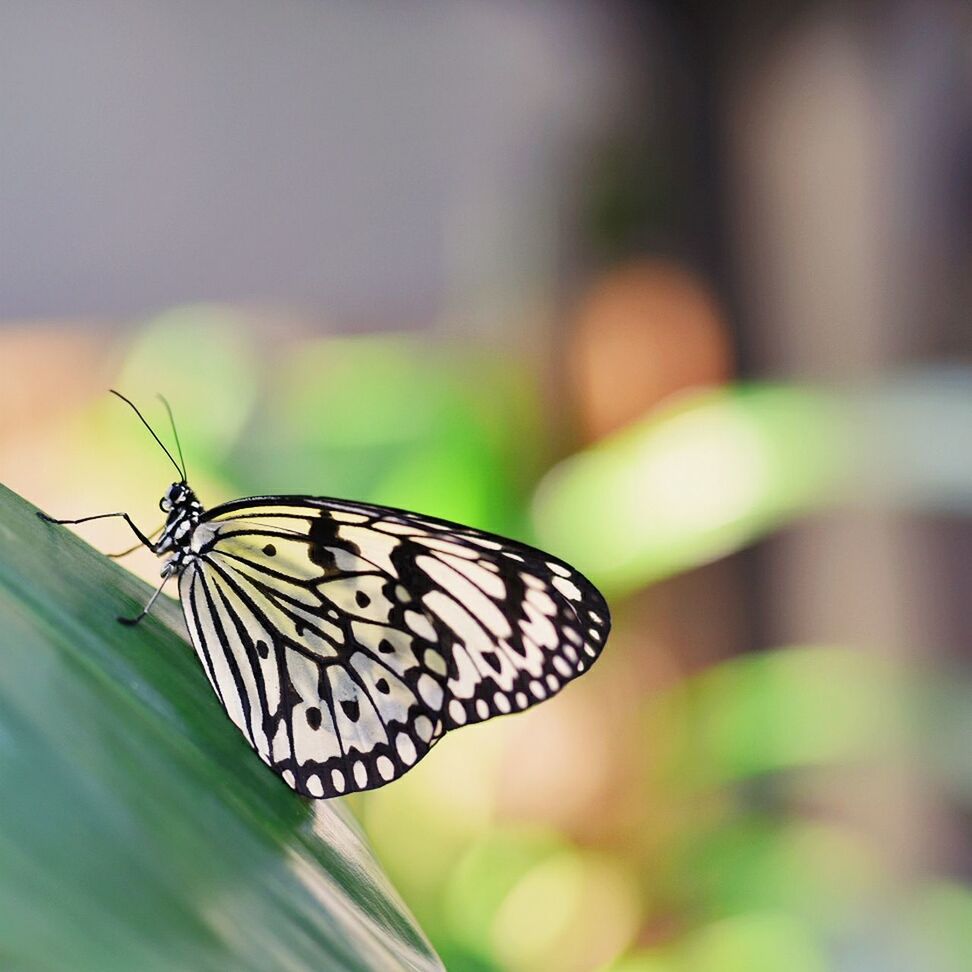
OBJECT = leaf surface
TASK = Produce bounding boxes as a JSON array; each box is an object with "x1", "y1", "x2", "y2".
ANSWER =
[{"x1": 0, "y1": 482, "x2": 441, "y2": 972}]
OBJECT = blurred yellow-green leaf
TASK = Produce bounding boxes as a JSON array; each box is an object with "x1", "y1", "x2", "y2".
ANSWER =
[{"x1": 533, "y1": 386, "x2": 847, "y2": 593}]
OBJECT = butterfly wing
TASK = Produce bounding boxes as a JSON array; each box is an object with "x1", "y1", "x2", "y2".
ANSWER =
[{"x1": 180, "y1": 496, "x2": 610, "y2": 798}]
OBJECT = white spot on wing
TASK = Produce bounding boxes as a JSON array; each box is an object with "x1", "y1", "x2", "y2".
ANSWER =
[
  {"x1": 553, "y1": 656, "x2": 572, "y2": 677},
  {"x1": 271, "y1": 721, "x2": 290, "y2": 762},
  {"x1": 464, "y1": 535, "x2": 503, "y2": 550},
  {"x1": 552, "y1": 576, "x2": 583, "y2": 602},
  {"x1": 377, "y1": 755, "x2": 395, "y2": 781},
  {"x1": 405, "y1": 611, "x2": 437, "y2": 641},
  {"x1": 423, "y1": 649, "x2": 447, "y2": 676},
  {"x1": 374, "y1": 520, "x2": 424, "y2": 536},
  {"x1": 396, "y1": 733, "x2": 417, "y2": 764},
  {"x1": 526, "y1": 587, "x2": 557, "y2": 615},
  {"x1": 329, "y1": 511, "x2": 369, "y2": 524},
  {"x1": 417, "y1": 674, "x2": 444, "y2": 709}
]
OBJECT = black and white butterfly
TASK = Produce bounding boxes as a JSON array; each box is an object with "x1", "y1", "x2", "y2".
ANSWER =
[{"x1": 39, "y1": 392, "x2": 610, "y2": 799}]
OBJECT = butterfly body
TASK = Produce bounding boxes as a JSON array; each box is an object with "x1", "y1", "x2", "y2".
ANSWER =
[
  {"x1": 156, "y1": 481, "x2": 205, "y2": 568},
  {"x1": 41, "y1": 392, "x2": 610, "y2": 801}
]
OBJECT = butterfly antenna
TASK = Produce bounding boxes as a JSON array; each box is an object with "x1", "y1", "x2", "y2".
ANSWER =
[
  {"x1": 157, "y1": 394, "x2": 187, "y2": 482},
  {"x1": 109, "y1": 389, "x2": 185, "y2": 482}
]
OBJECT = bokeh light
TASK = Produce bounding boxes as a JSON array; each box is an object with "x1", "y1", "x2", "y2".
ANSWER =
[{"x1": 569, "y1": 259, "x2": 733, "y2": 442}]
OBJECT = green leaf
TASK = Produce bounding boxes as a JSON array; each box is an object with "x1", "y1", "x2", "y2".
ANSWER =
[{"x1": 0, "y1": 482, "x2": 441, "y2": 972}]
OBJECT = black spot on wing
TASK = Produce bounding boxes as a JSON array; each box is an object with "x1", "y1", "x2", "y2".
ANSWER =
[
  {"x1": 340, "y1": 698, "x2": 360, "y2": 722},
  {"x1": 482, "y1": 651, "x2": 502, "y2": 674},
  {"x1": 308, "y1": 512, "x2": 361, "y2": 573}
]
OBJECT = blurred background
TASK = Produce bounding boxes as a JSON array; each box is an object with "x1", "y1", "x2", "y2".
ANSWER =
[{"x1": 2, "y1": 2, "x2": 971, "y2": 970}]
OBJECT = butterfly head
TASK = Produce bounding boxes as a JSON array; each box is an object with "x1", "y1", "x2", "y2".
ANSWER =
[
  {"x1": 156, "y1": 481, "x2": 203, "y2": 557},
  {"x1": 160, "y1": 481, "x2": 192, "y2": 514}
]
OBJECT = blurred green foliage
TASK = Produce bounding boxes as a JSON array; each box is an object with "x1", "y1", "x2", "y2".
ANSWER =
[{"x1": 534, "y1": 387, "x2": 847, "y2": 594}]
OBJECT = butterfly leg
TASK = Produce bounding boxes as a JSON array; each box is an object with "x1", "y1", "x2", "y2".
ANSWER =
[
  {"x1": 107, "y1": 523, "x2": 164, "y2": 558},
  {"x1": 118, "y1": 567, "x2": 174, "y2": 626},
  {"x1": 37, "y1": 510, "x2": 158, "y2": 551}
]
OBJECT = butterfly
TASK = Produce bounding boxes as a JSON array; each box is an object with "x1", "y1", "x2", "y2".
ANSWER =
[{"x1": 38, "y1": 391, "x2": 610, "y2": 798}]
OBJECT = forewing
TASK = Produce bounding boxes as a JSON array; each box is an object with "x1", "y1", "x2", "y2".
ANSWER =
[{"x1": 182, "y1": 496, "x2": 610, "y2": 798}]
